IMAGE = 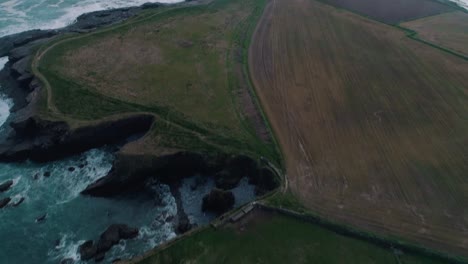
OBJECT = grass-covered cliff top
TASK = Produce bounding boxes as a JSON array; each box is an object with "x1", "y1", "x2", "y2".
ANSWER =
[{"x1": 34, "y1": 0, "x2": 280, "y2": 164}]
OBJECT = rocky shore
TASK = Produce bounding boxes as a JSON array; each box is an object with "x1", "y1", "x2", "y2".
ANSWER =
[{"x1": 0, "y1": 1, "x2": 279, "y2": 262}]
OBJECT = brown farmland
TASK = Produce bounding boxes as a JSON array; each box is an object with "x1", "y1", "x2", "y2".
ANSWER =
[
  {"x1": 402, "y1": 11, "x2": 468, "y2": 56},
  {"x1": 320, "y1": 0, "x2": 453, "y2": 24},
  {"x1": 250, "y1": 0, "x2": 468, "y2": 257}
]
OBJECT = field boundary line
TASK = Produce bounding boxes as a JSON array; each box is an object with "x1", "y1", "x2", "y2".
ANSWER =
[
  {"x1": 312, "y1": 0, "x2": 468, "y2": 61},
  {"x1": 256, "y1": 204, "x2": 468, "y2": 264}
]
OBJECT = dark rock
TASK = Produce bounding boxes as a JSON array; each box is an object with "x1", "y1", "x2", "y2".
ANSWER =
[
  {"x1": 43, "y1": 171, "x2": 51, "y2": 177},
  {"x1": 0, "y1": 197, "x2": 11, "y2": 208},
  {"x1": 68, "y1": 167, "x2": 75, "y2": 172},
  {"x1": 215, "y1": 169, "x2": 241, "y2": 190},
  {"x1": 33, "y1": 173, "x2": 39, "y2": 180},
  {"x1": 35, "y1": 213, "x2": 47, "y2": 223},
  {"x1": 78, "y1": 164, "x2": 86, "y2": 169},
  {"x1": 202, "y1": 189, "x2": 235, "y2": 215},
  {"x1": 141, "y1": 3, "x2": 161, "y2": 9},
  {"x1": 82, "y1": 150, "x2": 211, "y2": 197},
  {"x1": 177, "y1": 218, "x2": 192, "y2": 234},
  {"x1": 60, "y1": 258, "x2": 74, "y2": 264},
  {"x1": 78, "y1": 240, "x2": 97, "y2": 261},
  {"x1": 95, "y1": 252, "x2": 105, "y2": 263},
  {"x1": 11, "y1": 56, "x2": 31, "y2": 78},
  {"x1": 28, "y1": 78, "x2": 41, "y2": 92},
  {"x1": 0, "y1": 180, "x2": 13, "y2": 192},
  {"x1": 12, "y1": 197, "x2": 25, "y2": 207},
  {"x1": 215, "y1": 155, "x2": 258, "y2": 190},
  {"x1": 0, "y1": 114, "x2": 153, "y2": 162},
  {"x1": 0, "y1": 29, "x2": 56, "y2": 57},
  {"x1": 78, "y1": 224, "x2": 138, "y2": 262},
  {"x1": 250, "y1": 167, "x2": 280, "y2": 195}
]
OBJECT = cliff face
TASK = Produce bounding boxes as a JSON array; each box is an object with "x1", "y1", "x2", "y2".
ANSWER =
[
  {"x1": 81, "y1": 150, "x2": 279, "y2": 197},
  {"x1": 0, "y1": 114, "x2": 154, "y2": 162}
]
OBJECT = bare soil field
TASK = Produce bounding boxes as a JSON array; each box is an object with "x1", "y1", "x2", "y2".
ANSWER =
[
  {"x1": 402, "y1": 11, "x2": 468, "y2": 56},
  {"x1": 320, "y1": 0, "x2": 454, "y2": 24},
  {"x1": 250, "y1": 0, "x2": 468, "y2": 257}
]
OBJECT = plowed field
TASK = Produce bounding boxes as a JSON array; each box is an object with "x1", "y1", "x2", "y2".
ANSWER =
[{"x1": 250, "y1": 0, "x2": 468, "y2": 257}]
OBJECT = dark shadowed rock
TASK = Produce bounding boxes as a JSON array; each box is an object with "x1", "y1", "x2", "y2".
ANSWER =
[
  {"x1": 0, "y1": 29, "x2": 57, "y2": 57},
  {"x1": 0, "y1": 180, "x2": 13, "y2": 192},
  {"x1": 215, "y1": 155, "x2": 258, "y2": 190},
  {"x1": 0, "y1": 114, "x2": 153, "y2": 162},
  {"x1": 78, "y1": 224, "x2": 138, "y2": 262},
  {"x1": 202, "y1": 189, "x2": 235, "y2": 215},
  {"x1": 68, "y1": 167, "x2": 75, "y2": 172},
  {"x1": 0, "y1": 197, "x2": 11, "y2": 208},
  {"x1": 43, "y1": 171, "x2": 51, "y2": 177},
  {"x1": 95, "y1": 252, "x2": 105, "y2": 263},
  {"x1": 78, "y1": 240, "x2": 97, "y2": 261},
  {"x1": 177, "y1": 217, "x2": 192, "y2": 234},
  {"x1": 250, "y1": 167, "x2": 280, "y2": 195},
  {"x1": 215, "y1": 169, "x2": 241, "y2": 190},
  {"x1": 97, "y1": 224, "x2": 138, "y2": 254}
]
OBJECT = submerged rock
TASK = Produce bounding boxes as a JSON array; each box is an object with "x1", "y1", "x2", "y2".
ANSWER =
[
  {"x1": 0, "y1": 197, "x2": 11, "y2": 208},
  {"x1": 43, "y1": 171, "x2": 51, "y2": 178},
  {"x1": 35, "y1": 214, "x2": 47, "y2": 223},
  {"x1": 68, "y1": 167, "x2": 75, "y2": 172},
  {"x1": 202, "y1": 189, "x2": 235, "y2": 215},
  {"x1": 0, "y1": 180, "x2": 13, "y2": 192},
  {"x1": 12, "y1": 197, "x2": 25, "y2": 207}
]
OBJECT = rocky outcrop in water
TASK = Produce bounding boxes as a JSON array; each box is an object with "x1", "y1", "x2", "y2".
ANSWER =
[
  {"x1": 0, "y1": 180, "x2": 13, "y2": 192},
  {"x1": 0, "y1": 114, "x2": 154, "y2": 162},
  {"x1": 79, "y1": 224, "x2": 139, "y2": 262},
  {"x1": 202, "y1": 189, "x2": 235, "y2": 215},
  {"x1": 0, "y1": 197, "x2": 11, "y2": 208}
]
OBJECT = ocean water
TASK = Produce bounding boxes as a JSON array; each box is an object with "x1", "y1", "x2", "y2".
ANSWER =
[
  {"x1": 0, "y1": 0, "x2": 183, "y2": 38},
  {"x1": 0, "y1": 148, "x2": 179, "y2": 264},
  {"x1": 450, "y1": 0, "x2": 468, "y2": 9}
]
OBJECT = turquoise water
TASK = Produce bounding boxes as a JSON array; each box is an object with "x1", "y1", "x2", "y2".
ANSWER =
[{"x1": 0, "y1": 148, "x2": 179, "y2": 264}]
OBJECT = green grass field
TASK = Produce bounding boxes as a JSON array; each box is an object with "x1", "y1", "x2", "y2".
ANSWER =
[
  {"x1": 35, "y1": 0, "x2": 279, "y2": 164},
  {"x1": 134, "y1": 210, "x2": 452, "y2": 264}
]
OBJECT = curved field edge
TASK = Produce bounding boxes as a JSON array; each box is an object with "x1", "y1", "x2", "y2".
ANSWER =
[
  {"x1": 399, "y1": 11, "x2": 468, "y2": 59},
  {"x1": 32, "y1": 0, "x2": 282, "y2": 166}
]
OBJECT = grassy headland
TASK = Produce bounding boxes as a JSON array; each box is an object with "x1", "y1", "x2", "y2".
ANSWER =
[{"x1": 35, "y1": 0, "x2": 279, "y2": 164}]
